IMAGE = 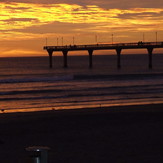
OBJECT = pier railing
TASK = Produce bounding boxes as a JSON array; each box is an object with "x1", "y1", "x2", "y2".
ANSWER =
[{"x1": 44, "y1": 41, "x2": 163, "y2": 51}]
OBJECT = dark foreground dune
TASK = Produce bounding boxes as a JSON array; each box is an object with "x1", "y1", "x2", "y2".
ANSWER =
[{"x1": 0, "y1": 104, "x2": 163, "y2": 163}]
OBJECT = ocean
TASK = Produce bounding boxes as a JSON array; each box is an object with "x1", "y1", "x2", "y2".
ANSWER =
[{"x1": 0, "y1": 54, "x2": 163, "y2": 113}]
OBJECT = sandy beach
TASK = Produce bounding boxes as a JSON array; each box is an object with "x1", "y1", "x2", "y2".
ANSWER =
[{"x1": 0, "y1": 104, "x2": 163, "y2": 163}]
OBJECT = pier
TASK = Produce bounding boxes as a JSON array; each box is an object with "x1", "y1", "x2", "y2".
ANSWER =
[{"x1": 43, "y1": 41, "x2": 163, "y2": 69}]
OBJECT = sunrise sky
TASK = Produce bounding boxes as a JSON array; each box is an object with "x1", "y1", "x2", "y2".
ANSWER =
[{"x1": 0, "y1": 0, "x2": 163, "y2": 57}]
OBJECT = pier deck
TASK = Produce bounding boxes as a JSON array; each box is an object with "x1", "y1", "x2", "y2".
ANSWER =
[{"x1": 43, "y1": 41, "x2": 163, "y2": 69}]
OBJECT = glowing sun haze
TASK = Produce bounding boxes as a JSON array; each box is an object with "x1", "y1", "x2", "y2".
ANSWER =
[{"x1": 0, "y1": 0, "x2": 163, "y2": 56}]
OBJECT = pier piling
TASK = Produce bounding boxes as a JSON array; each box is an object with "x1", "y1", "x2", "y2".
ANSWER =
[
  {"x1": 147, "y1": 47, "x2": 153, "y2": 69},
  {"x1": 116, "y1": 48, "x2": 122, "y2": 69},
  {"x1": 62, "y1": 50, "x2": 68, "y2": 68},
  {"x1": 88, "y1": 49, "x2": 93, "y2": 68},
  {"x1": 48, "y1": 50, "x2": 53, "y2": 68}
]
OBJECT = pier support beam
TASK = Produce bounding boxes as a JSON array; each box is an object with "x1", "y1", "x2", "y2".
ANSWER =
[
  {"x1": 88, "y1": 49, "x2": 93, "y2": 68},
  {"x1": 62, "y1": 50, "x2": 68, "y2": 68},
  {"x1": 116, "y1": 48, "x2": 122, "y2": 69},
  {"x1": 47, "y1": 50, "x2": 53, "y2": 68},
  {"x1": 147, "y1": 47, "x2": 153, "y2": 69}
]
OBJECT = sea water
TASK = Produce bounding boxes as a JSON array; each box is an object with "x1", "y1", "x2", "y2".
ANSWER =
[{"x1": 0, "y1": 54, "x2": 163, "y2": 113}]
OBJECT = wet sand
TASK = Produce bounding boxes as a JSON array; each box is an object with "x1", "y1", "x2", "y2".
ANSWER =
[{"x1": 0, "y1": 104, "x2": 163, "y2": 163}]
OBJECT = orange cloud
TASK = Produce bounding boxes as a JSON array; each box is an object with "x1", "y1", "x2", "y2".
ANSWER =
[
  {"x1": 1, "y1": 2, "x2": 163, "y2": 32},
  {"x1": 0, "y1": 2, "x2": 163, "y2": 56}
]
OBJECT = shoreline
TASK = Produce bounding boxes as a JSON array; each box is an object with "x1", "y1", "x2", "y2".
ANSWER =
[
  {"x1": 0, "y1": 103, "x2": 163, "y2": 163},
  {"x1": 0, "y1": 102, "x2": 163, "y2": 121}
]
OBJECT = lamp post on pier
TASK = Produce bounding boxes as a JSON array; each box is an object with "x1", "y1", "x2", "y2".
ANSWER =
[
  {"x1": 95, "y1": 35, "x2": 97, "y2": 44},
  {"x1": 143, "y1": 33, "x2": 145, "y2": 42},
  {"x1": 112, "y1": 34, "x2": 113, "y2": 44},
  {"x1": 57, "y1": 38, "x2": 58, "y2": 46},
  {"x1": 62, "y1": 37, "x2": 63, "y2": 46},
  {"x1": 73, "y1": 37, "x2": 75, "y2": 45},
  {"x1": 156, "y1": 32, "x2": 158, "y2": 43},
  {"x1": 45, "y1": 38, "x2": 47, "y2": 46}
]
